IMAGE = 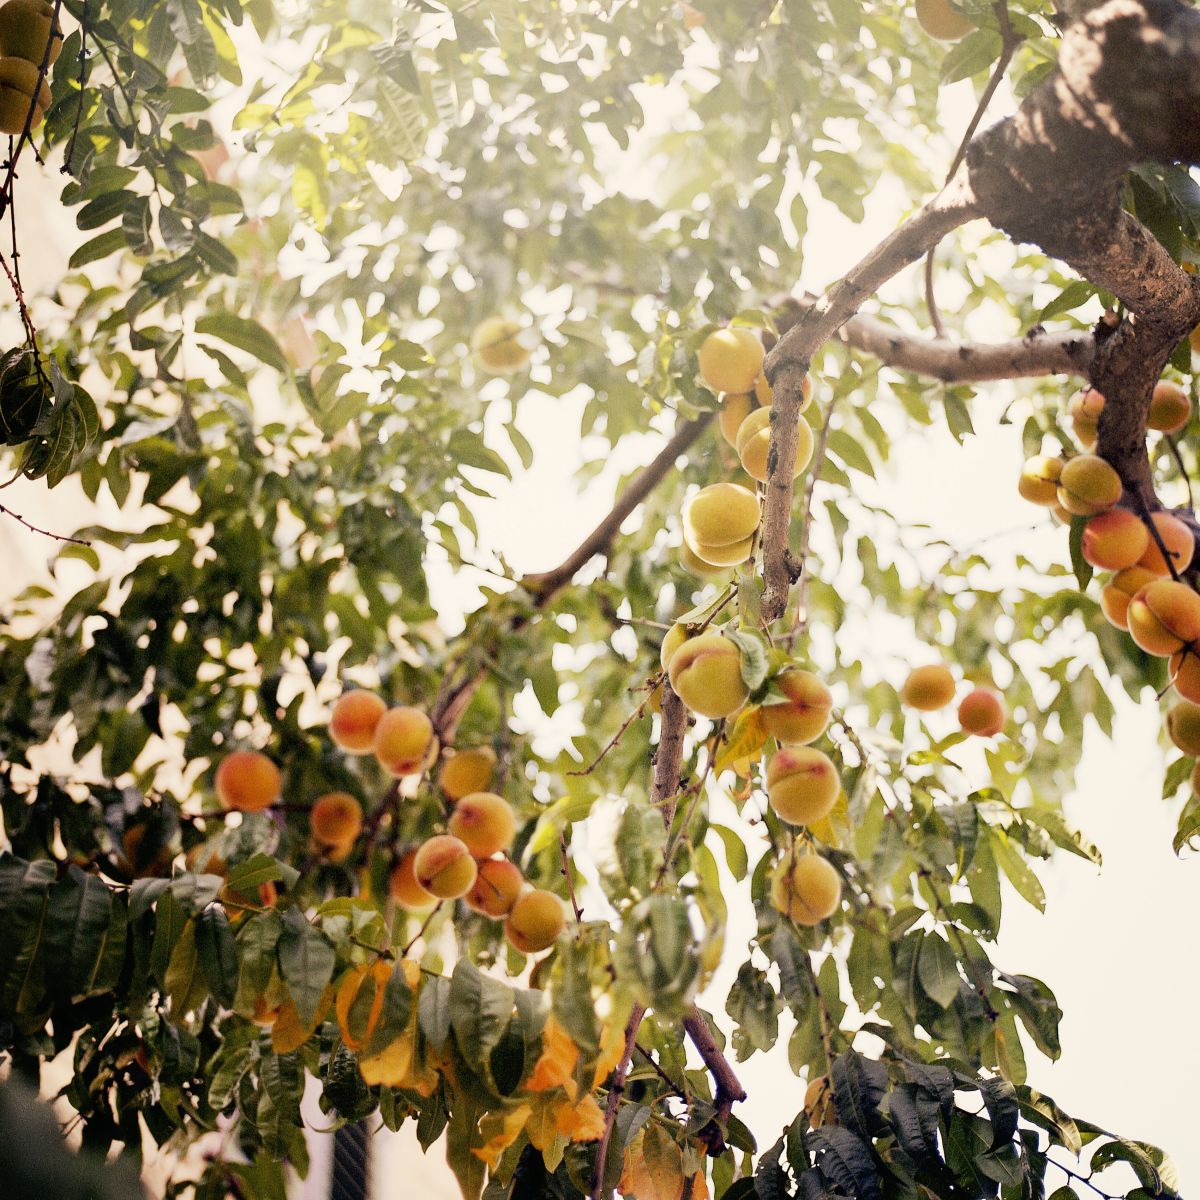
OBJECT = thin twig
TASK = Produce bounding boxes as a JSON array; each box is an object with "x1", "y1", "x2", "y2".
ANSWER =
[
  {"x1": 0, "y1": 500, "x2": 90, "y2": 545},
  {"x1": 1165, "y1": 434, "x2": 1194, "y2": 508},
  {"x1": 559, "y1": 829, "x2": 584, "y2": 925},
  {"x1": 634, "y1": 1042, "x2": 689, "y2": 1101},
  {"x1": 401, "y1": 903, "x2": 442, "y2": 956},
  {"x1": 569, "y1": 675, "x2": 662, "y2": 777}
]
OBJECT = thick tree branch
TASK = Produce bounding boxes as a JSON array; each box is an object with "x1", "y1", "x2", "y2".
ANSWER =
[{"x1": 682, "y1": 1008, "x2": 747, "y2": 1156}]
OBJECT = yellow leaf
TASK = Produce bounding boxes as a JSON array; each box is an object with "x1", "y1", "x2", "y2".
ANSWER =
[
  {"x1": 335, "y1": 959, "x2": 390, "y2": 1051},
  {"x1": 358, "y1": 1028, "x2": 415, "y2": 1086},
  {"x1": 271, "y1": 985, "x2": 334, "y2": 1054},
  {"x1": 714, "y1": 707, "x2": 766, "y2": 773},
  {"x1": 619, "y1": 1126, "x2": 686, "y2": 1200},
  {"x1": 592, "y1": 1017, "x2": 629, "y2": 1088},
  {"x1": 525, "y1": 1014, "x2": 580, "y2": 1095},
  {"x1": 554, "y1": 1092, "x2": 605, "y2": 1143},
  {"x1": 808, "y1": 790, "x2": 848, "y2": 849},
  {"x1": 471, "y1": 1104, "x2": 532, "y2": 1170}
]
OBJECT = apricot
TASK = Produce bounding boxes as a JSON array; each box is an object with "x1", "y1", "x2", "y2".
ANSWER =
[
  {"x1": 412, "y1": 835, "x2": 477, "y2": 899},
  {"x1": 760, "y1": 668, "x2": 832, "y2": 744},
  {"x1": 1017, "y1": 456, "x2": 1064, "y2": 507},
  {"x1": 0, "y1": 57, "x2": 50, "y2": 134},
  {"x1": 1167, "y1": 700, "x2": 1200, "y2": 756},
  {"x1": 330, "y1": 689, "x2": 387, "y2": 754},
  {"x1": 900, "y1": 663, "x2": 956, "y2": 712},
  {"x1": 1169, "y1": 648, "x2": 1200, "y2": 705},
  {"x1": 718, "y1": 392, "x2": 754, "y2": 447},
  {"x1": 680, "y1": 540, "x2": 732, "y2": 579},
  {"x1": 1056, "y1": 454, "x2": 1121, "y2": 517},
  {"x1": 1068, "y1": 388, "x2": 1104, "y2": 450},
  {"x1": 373, "y1": 706, "x2": 437, "y2": 776},
  {"x1": 766, "y1": 747, "x2": 840, "y2": 826},
  {"x1": 684, "y1": 482, "x2": 761, "y2": 550},
  {"x1": 470, "y1": 316, "x2": 531, "y2": 374},
  {"x1": 754, "y1": 372, "x2": 811, "y2": 410},
  {"x1": 1081, "y1": 509, "x2": 1149, "y2": 570},
  {"x1": 447, "y1": 791, "x2": 516, "y2": 858},
  {"x1": 916, "y1": 0, "x2": 973, "y2": 39},
  {"x1": 1148, "y1": 381, "x2": 1191, "y2": 434},
  {"x1": 957, "y1": 687, "x2": 1006, "y2": 737},
  {"x1": 0, "y1": 1, "x2": 63, "y2": 66},
  {"x1": 215, "y1": 749, "x2": 281, "y2": 813},
  {"x1": 1126, "y1": 579, "x2": 1200, "y2": 656},
  {"x1": 687, "y1": 533, "x2": 755, "y2": 568},
  {"x1": 310, "y1": 792, "x2": 363, "y2": 846},
  {"x1": 388, "y1": 848, "x2": 435, "y2": 910},
  {"x1": 660, "y1": 623, "x2": 689, "y2": 672},
  {"x1": 1136, "y1": 511, "x2": 1194, "y2": 576},
  {"x1": 697, "y1": 326, "x2": 764, "y2": 395},
  {"x1": 770, "y1": 854, "x2": 842, "y2": 926},
  {"x1": 310, "y1": 834, "x2": 354, "y2": 864},
  {"x1": 736, "y1": 406, "x2": 813, "y2": 483},
  {"x1": 804, "y1": 1076, "x2": 836, "y2": 1127},
  {"x1": 667, "y1": 632, "x2": 749, "y2": 720},
  {"x1": 466, "y1": 857, "x2": 524, "y2": 918},
  {"x1": 439, "y1": 745, "x2": 496, "y2": 801},
  {"x1": 504, "y1": 888, "x2": 566, "y2": 953},
  {"x1": 1100, "y1": 565, "x2": 1158, "y2": 629}
]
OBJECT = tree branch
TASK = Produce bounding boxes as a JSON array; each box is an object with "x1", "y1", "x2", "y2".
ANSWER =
[
  {"x1": 590, "y1": 1003, "x2": 646, "y2": 1200},
  {"x1": 682, "y1": 1008, "x2": 747, "y2": 1156}
]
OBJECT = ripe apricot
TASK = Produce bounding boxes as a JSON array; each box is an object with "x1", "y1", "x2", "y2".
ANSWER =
[
  {"x1": 668, "y1": 632, "x2": 749, "y2": 720},
  {"x1": 310, "y1": 792, "x2": 363, "y2": 846},
  {"x1": 447, "y1": 791, "x2": 516, "y2": 858},
  {"x1": 767, "y1": 747, "x2": 841, "y2": 826},
  {"x1": 1100, "y1": 565, "x2": 1158, "y2": 629},
  {"x1": 389, "y1": 848, "x2": 435, "y2": 910},
  {"x1": 736, "y1": 406, "x2": 814, "y2": 483},
  {"x1": 718, "y1": 392, "x2": 754, "y2": 447},
  {"x1": 215, "y1": 749, "x2": 281, "y2": 813},
  {"x1": 466, "y1": 858, "x2": 524, "y2": 918},
  {"x1": 760, "y1": 668, "x2": 832, "y2": 744},
  {"x1": 1148, "y1": 381, "x2": 1191, "y2": 434},
  {"x1": 330, "y1": 689, "x2": 387, "y2": 754},
  {"x1": 1056, "y1": 454, "x2": 1121, "y2": 517},
  {"x1": 804, "y1": 1076, "x2": 836, "y2": 1127},
  {"x1": 1169, "y1": 648, "x2": 1200, "y2": 705},
  {"x1": 439, "y1": 745, "x2": 497, "y2": 801},
  {"x1": 505, "y1": 888, "x2": 566, "y2": 953},
  {"x1": 770, "y1": 854, "x2": 842, "y2": 926},
  {"x1": 374, "y1": 706, "x2": 437, "y2": 776},
  {"x1": 0, "y1": 1, "x2": 63, "y2": 66},
  {"x1": 916, "y1": 0, "x2": 973, "y2": 39},
  {"x1": 470, "y1": 316, "x2": 531, "y2": 374},
  {"x1": 1017, "y1": 456, "x2": 1064, "y2": 507},
  {"x1": 684, "y1": 482, "x2": 761, "y2": 550},
  {"x1": 1081, "y1": 509, "x2": 1150, "y2": 570},
  {"x1": 679, "y1": 540, "x2": 732, "y2": 579},
  {"x1": 0, "y1": 57, "x2": 49, "y2": 134},
  {"x1": 698, "y1": 327, "x2": 764, "y2": 395},
  {"x1": 900, "y1": 663, "x2": 956, "y2": 712},
  {"x1": 957, "y1": 687, "x2": 1006, "y2": 737},
  {"x1": 1167, "y1": 700, "x2": 1200, "y2": 756},
  {"x1": 660, "y1": 623, "x2": 689, "y2": 672},
  {"x1": 754, "y1": 372, "x2": 811, "y2": 410},
  {"x1": 1127, "y1": 579, "x2": 1200, "y2": 656},
  {"x1": 412, "y1": 835, "x2": 477, "y2": 899},
  {"x1": 1137, "y1": 511, "x2": 1195, "y2": 576},
  {"x1": 1068, "y1": 388, "x2": 1104, "y2": 450},
  {"x1": 687, "y1": 533, "x2": 755, "y2": 568}
]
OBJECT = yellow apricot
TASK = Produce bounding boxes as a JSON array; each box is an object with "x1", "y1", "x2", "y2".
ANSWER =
[
  {"x1": 1127, "y1": 580, "x2": 1200, "y2": 656},
  {"x1": 447, "y1": 791, "x2": 516, "y2": 858},
  {"x1": 760, "y1": 668, "x2": 832, "y2": 744},
  {"x1": 679, "y1": 540, "x2": 734, "y2": 579},
  {"x1": 310, "y1": 792, "x2": 363, "y2": 846},
  {"x1": 1167, "y1": 700, "x2": 1200, "y2": 756},
  {"x1": 466, "y1": 858, "x2": 524, "y2": 918},
  {"x1": 684, "y1": 482, "x2": 761, "y2": 549},
  {"x1": 718, "y1": 392, "x2": 754, "y2": 447},
  {"x1": 1148, "y1": 381, "x2": 1191, "y2": 434},
  {"x1": 770, "y1": 854, "x2": 842, "y2": 926},
  {"x1": 900, "y1": 663, "x2": 956, "y2": 712},
  {"x1": 755, "y1": 372, "x2": 811, "y2": 410},
  {"x1": 1169, "y1": 648, "x2": 1200, "y2": 705},
  {"x1": 667, "y1": 632, "x2": 749, "y2": 720},
  {"x1": 0, "y1": 1, "x2": 63, "y2": 66},
  {"x1": 439, "y1": 745, "x2": 497, "y2": 801},
  {"x1": 0, "y1": 57, "x2": 48, "y2": 134},
  {"x1": 412, "y1": 835, "x2": 477, "y2": 899},
  {"x1": 687, "y1": 533, "x2": 755, "y2": 568},
  {"x1": 1081, "y1": 509, "x2": 1149, "y2": 570},
  {"x1": 766, "y1": 747, "x2": 840, "y2": 826},
  {"x1": 736, "y1": 406, "x2": 814, "y2": 483},
  {"x1": 373, "y1": 706, "x2": 437, "y2": 777},
  {"x1": 1017, "y1": 456, "x2": 1064, "y2": 507},
  {"x1": 215, "y1": 749, "x2": 281, "y2": 813},
  {"x1": 1068, "y1": 388, "x2": 1104, "y2": 449},
  {"x1": 1056, "y1": 455, "x2": 1121, "y2": 517},
  {"x1": 470, "y1": 316, "x2": 531, "y2": 374},
  {"x1": 389, "y1": 848, "x2": 435, "y2": 910},
  {"x1": 1137, "y1": 511, "x2": 1195, "y2": 576},
  {"x1": 698, "y1": 327, "x2": 764, "y2": 394},
  {"x1": 957, "y1": 687, "x2": 1006, "y2": 737},
  {"x1": 916, "y1": 0, "x2": 973, "y2": 39},
  {"x1": 1100, "y1": 565, "x2": 1158, "y2": 630},
  {"x1": 505, "y1": 888, "x2": 566, "y2": 953},
  {"x1": 660, "y1": 623, "x2": 689, "y2": 672},
  {"x1": 804, "y1": 1076, "x2": 836, "y2": 1127},
  {"x1": 330, "y1": 689, "x2": 387, "y2": 754}
]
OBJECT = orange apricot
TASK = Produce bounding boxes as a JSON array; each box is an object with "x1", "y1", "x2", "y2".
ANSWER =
[
  {"x1": 447, "y1": 792, "x2": 516, "y2": 858},
  {"x1": 373, "y1": 706, "x2": 437, "y2": 777},
  {"x1": 504, "y1": 888, "x2": 566, "y2": 953},
  {"x1": 760, "y1": 668, "x2": 832, "y2": 744},
  {"x1": 1148, "y1": 381, "x2": 1191, "y2": 434},
  {"x1": 413, "y1": 835, "x2": 477, "y2": 899},
  {"x1": 1167, "y1": 700, "x2": 1200, "y2": 756},
  {"x1": 310, "y1": 792, "x2": 363, "y2": 846},
  {"x1": 957, "y1": 687, "x2": 1006, "y2": 737},
  {"x1": 330, "y1": 690, "x2": 387, "y2": 754},
  {"x1": 389, "y1": 848, "x2": 435, "y2": 910},
  {"x1": 1169, "y1": 648, "x2": 1200, "y2": 705},
  {"x1": 1137, "y1": 511, "x2": 1194, "y2": 576},
  {"x1": 1127, "y1": 580, "x2": 1200, "y2": 656},
  {"x1": 766, "y1": 747, "x2": 840, "y2": 826},
  {"x1": 1100, "y1": 565, "x2": 1158, "y2": 630},
  {"x1": 215, "y1": 750, "x2": 281, "y2": 813},
  {"x1": 1081, "y1": 509, "x2": 1150, "y2": 570},
  {"x1": 439, "y1": 745, "x2": 497, "y2": 802},
  {"x1": 465, "y1": 858, "x2": 524, "y2": 918},
  {"x1": 900, "y1": 663, "x2": 956, "y2": 712},
  {"x1": 804, "y1": 1076, "x2": 836, "y2": 1127}
]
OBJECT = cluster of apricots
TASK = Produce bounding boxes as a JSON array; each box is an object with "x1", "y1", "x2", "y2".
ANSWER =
[
  {"x1": 900, "y1": 661, "x2": 1008, "y2": 739},
  {"x1": 0, "y1": 0, "x2": 62, "y2": 135}
]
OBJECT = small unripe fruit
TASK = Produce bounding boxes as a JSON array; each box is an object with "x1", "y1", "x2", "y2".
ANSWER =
[
  {"x1": 389, "y1": 848, "x2": 435, "y2": 910},
  {"x1": 698, "y1": 327, "x2": 764, "y2": 395},
  {"x1": 330, "y1": 690, "x2": 387, "y2": 754},
  {"x1": 215, "y1": 750, "x2": 281, "y2": 812},
  {"x1": 1127, "y1": 580, "x2": 1200, "y2": 656},
  {"x1": 1136, "y1": 511, "x2": 1195, "y2": 576},
  {"x1": 505, "y1": 888, "x2": 566, "y2": 953},
  {"x1": 766, "y1": 747, "x2": 840, "y2": 826},
  {"x1": 900, "y1": 663, "x2": 956, "y2": 712},
  {"x1": 470, "y1": 317, "x2": 531, "y2": 374},
  {"x1": 1100, "y1": 565, "x2": 1158, "y2": 630},
  {"x1": 447, "y1": 791, "x2": 516, "y2": 858},
  {"x1": 660, "y1": 623, "x2": 689, "y2": 672},
  {"x1": 684, "y1": 482, "x2": 761, "y2": 550},
  {"x1": 1056, "y1": 455, "x2": 1121, "y2": 517},
  {"x1": 1169, "y1": 648, "x2": 1200, "y2": 705},
  {"x1": 0, "y1": 1, "x2": 63, "y2": 67},
  {"x1": 718, "y1": 392, "x2": 754, "y2": 447},
  {"x1": 680, "y1": 540, "x2": 733, "y2": 579},
  {"x1": 413, "y1": 835, "x2": 477, "y2": 899},
  {"x1": 687, "y1": 533, "x2": 755, "y2": 568},
  {"x1": 1148, "y1": 381, "x2": 1191, "y2": 434},
  {"x1": 736, "y1": 406, "x2": 813, "y2": 483},
  {"x1": 754, "y1": 372, "x2": 811, "y2": 410},
  {"x1": 310, "y1": 792, "x2": 363, "y2": 846},
  {"x1": 1167, "y1": 700, "x2": 1200, "y2": 756},
  {"x1": 916, "y1": 0, "x2": 973, "y2": 40},
  {"x1": 760, "y1": 668, "x2": 832, "y2": 744},
  {"x1": 957, "y1": 687, "x2": 1006, "y2": 737},
  {"x1": 770, "y1": 854, "x2": 842, "y2": 925},
  {"x1": 374, "y1": 706, "x2": 437, "y2": 776},
  {"x1": 1018, "y1": 456, "x2": 1064, "y2": 507},
  {"x1": 1068, "y1": 388, "x2": 1104, "y2": 450},
  {"x1": 439, "y1": 745, "x2": 497, "y2": 801},
  {"x1": 1081, "y1": 509, "x2": 1149, "y2": 570},
  {"x1": 668, "y1": 632, "x2": 749, "y2": 720},
  {"x1": 466, "y1": 858, "x2": 524, "y2": 918}
]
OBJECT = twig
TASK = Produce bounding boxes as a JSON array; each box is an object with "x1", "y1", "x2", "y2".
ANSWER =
[
  {"x1": 923, "y1": 248, "x2": 945, "y2": 340},
  {"x1": 401, "y1": 903, "x2": 442, "y2": 956},
  {"x1": 0, "y1": 501, "x2": 90, "y2": 545},
  {"x1": 569, "y1": 675, "x2": 661, "y2": 777},
  {"x1": 634, "y1": 1043, "x2": 689, "y2": 1101},
  {"x1": 559, "y1": 829, "x2": 583, "y2": 925},
  {"x1": 1129, "y1": 488, "x2": 1182, "y2": 582},
  {"x1": 590, "y1": 1004, "x2": 646, "y2": 1200},
  {"x1": 1165, "y1": 434, "x2": 1194, "y2": 508},
  {"x1": 681, "y1": 1009, "x2": 747, "y2": 1155}
]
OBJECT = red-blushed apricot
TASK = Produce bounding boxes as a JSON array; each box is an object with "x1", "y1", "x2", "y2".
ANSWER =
[
  {"x1": 1068, "y1": 388, "x2": 1104, "y2": 450},
  {"x1": 439, "y1": 745, "x2": 496, "y2": 802},
  {"x1": 804, "y1": 1076, "x2": 836, "y2": 1127},
  {"x1": 1127, "y1": 579, "x2": 1200, "y2": 656},
  {"x1": 680, "y1": 540, "x2": 733, "y2": 579},
  {"x1": 1137, "y1": 511, "x2": 1195, "y2": 576},
  {"x1": 330, "y1": 690, "x2": 387, "y2": 754},
  {"x1": 736, "y1": 406, "x2": 813, "y2": 483},
  {"x1": 215, "y1": 750, "x2": 281, "y2": 812},
  {"x1": 718, "y1": 391, "x2": 754, "y2": 447},
  {"x1": 684, "y1": 482, "x2": 760, "y2": 550},
  {"x1": 1167, "y1": 700, "x2": 1200, "y2": 756},
  {"x1": 1081, "y1": 509, "x2": 1150, "y2": 570},
  {"x1": 373, "y1": 706, "x2": 437, "y2": 776},
  {"x1": 310, "y1": 792, "x2": 363, "y2": 846},
  {"x1": 957, "y1": 687, "x2": 1006, "y2": 737},
  {"x1": 1100, "y1": 565, "x2": 1158, "y2": 630},
  {"x1": 0, "y1": 1, "x2": 63, "y2": 66},
  {"x1": 698, "y1": 327, "x2": 764, "y2": 394},
  {"x1": 412, "y1": 835, "x2": 477, "y2": 899},
  {"x1": 1018, "y1": 456, "x2": 1064, "y2": 507},
  {"x1": 389, "y1": 848, "x2": 435, "y2": 910},
  {"x1": 660, "y1": 623, "x2": 689, "y2": 672},
  {"x1": 1169, "y1": 648, "x2": 1200, "y2": 705},
  {"x1": 466, "y1": 857, "x2": 524, "y2": 918},
  {"x1": 760, "y1": 668, "x2": 832, "y2": 744},
  {"x1": 766, "y1": 747, "x2": 840, "y2": 825},
  {"x1": 505, "y1": 888, "x2": 566, "y2": 953},
  {"x1": 447, "y1": 792, "x2": 516, "y2": 858},
  {"x1": 900, "y1": 663, "x2": 956, "y2": 712},
  {"x1": 770, "y1": 854, "x2": 842, "y2": 925},
  {"x1": 755, "y1": 371, "x2": 811, "y2": 410},
  {"x1": 470, "y1": 316, "x2": 531, "y2": 374},
  {"x1": 1148, "y1": 381, "x2": 1191, "y2": 434},
  {"x1": 667, "y1": 632, "x2": 749, "y2": 719},
  {"x1": 1056, "y1": 455, "x2": 1121, "y2": 516}
]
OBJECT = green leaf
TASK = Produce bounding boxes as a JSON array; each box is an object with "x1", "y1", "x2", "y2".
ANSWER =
[
  {"x1": 990, "y1": 830, "x2": 1046, "y2": 912},
  {"x1": 195, "y1": 313, "x2": 288, "y2": 372},
  {"x1": 277, "y1": 910, "x2": 336, "y2": 1026},
  {"x1": 1068, "y1": 516, "x2": 1093, "y2": 590},
  {"x1": 917, "y1": 933, "x2": 961, "y2": 1008}
]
